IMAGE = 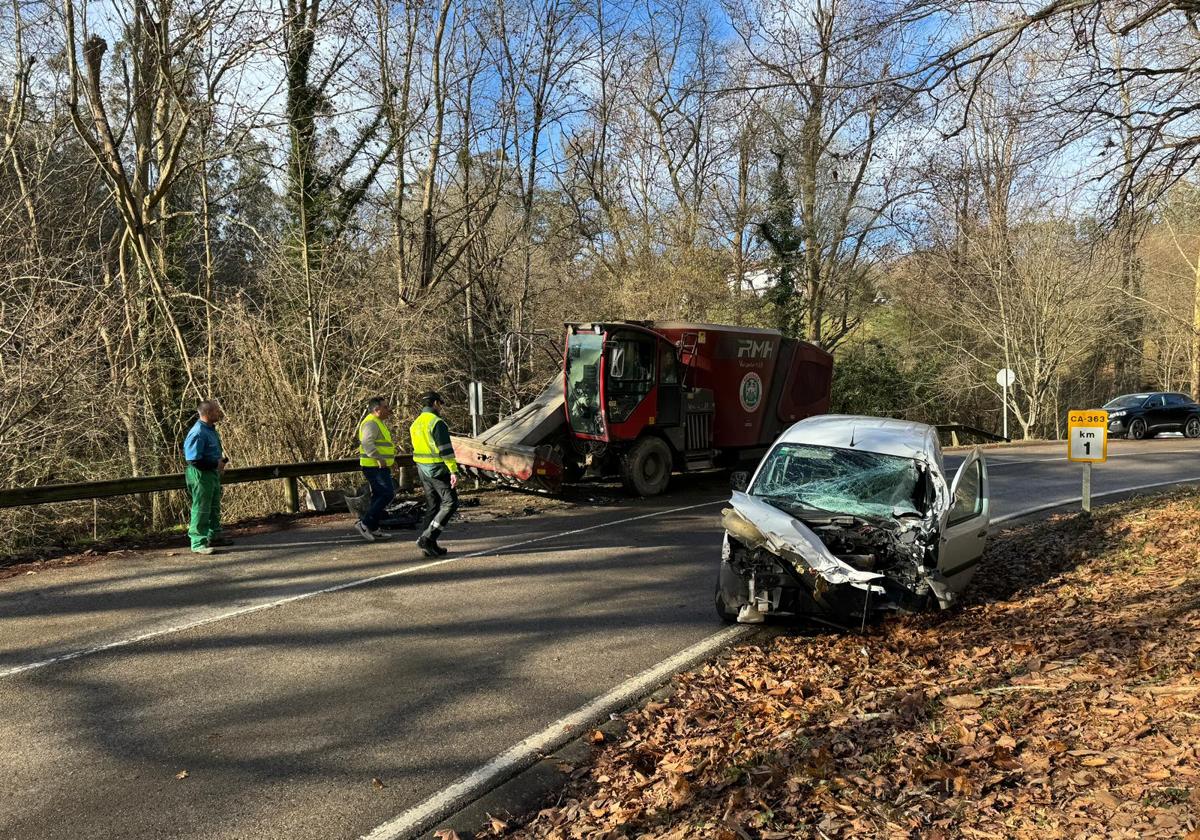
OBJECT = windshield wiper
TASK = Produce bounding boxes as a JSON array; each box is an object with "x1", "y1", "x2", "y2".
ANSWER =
[{"x1": 755, "y1": 494, "x2": 840, "y2": 517}]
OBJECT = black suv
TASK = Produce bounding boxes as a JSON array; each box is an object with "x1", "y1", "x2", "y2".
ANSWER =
[{"x1": 1103, "y1": 392, "x2": 1200, "y2": 439}]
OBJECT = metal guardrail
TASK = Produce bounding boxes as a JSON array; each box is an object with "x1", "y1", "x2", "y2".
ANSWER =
[
  {"x1": 1, "y1": 423, "x2": 1009, "y2": 512},
  {"x1": 0, "y1": 456, "x2": 416, "y2": 513},
  {"x1": 936, "y1": 424, "x2": 1011, "y2": 445}
]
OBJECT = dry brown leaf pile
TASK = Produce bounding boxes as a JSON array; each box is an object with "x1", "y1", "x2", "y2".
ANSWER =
[{"x1": 502, "y1": 490, "x2": 1200, "y2": 839}]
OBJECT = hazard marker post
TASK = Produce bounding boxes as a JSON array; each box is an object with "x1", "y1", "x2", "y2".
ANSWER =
[{"x1": 1067, "y1": 410, "x2": 1108, "y2": 512}]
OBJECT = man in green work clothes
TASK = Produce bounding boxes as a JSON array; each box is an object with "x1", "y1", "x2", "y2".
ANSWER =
[
  {"x1": 410, "y1": 391, "x2": 459, "y2": 557},
  {"x1": 183, "y1": 399, "x2": 230, "y2": 556}
]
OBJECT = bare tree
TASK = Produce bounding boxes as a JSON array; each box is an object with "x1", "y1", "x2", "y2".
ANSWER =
[{"x1": 731, "y1": 0, "x2": 910, "y2": 348}]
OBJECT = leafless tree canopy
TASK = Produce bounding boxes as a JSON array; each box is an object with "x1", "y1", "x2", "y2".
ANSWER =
[{"x1": 1, "y1": 0, "x2": 1199, "y2": 548}]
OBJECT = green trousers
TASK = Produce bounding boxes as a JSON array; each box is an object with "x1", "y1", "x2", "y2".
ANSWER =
[{"x1": 185, "y1": 465, "x2": 222, "y2": 550}]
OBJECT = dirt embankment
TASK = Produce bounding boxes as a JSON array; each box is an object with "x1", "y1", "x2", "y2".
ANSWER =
[{"x1": 493, "y1": 490, "x2": 1200, "y2": 839}]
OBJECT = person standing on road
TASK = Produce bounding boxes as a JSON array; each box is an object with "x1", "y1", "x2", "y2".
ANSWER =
[
  {"x1": 409, "y1": 391, "x2": 459, "y2": 557},
  {"x1": 183, "y1": 399, "x2": 230, "y2": 556},
  {"x1": 356, "y1": 396, "x2": 396, "y2": 542}
]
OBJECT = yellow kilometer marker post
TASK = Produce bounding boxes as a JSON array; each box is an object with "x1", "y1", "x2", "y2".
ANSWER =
[{"x1": 1067, "y1": 410, "x2": 1108, "y2": 512}]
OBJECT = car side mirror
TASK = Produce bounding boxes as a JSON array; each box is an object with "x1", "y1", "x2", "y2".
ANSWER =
[{"x1": 730, "y1": 470, "x2": 750, "y2": 492}]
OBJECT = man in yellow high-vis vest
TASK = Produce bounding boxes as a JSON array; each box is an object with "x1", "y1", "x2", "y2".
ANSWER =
[
  {"x1": 355, "y1": 396, "x2": 396, "y2": 542},
  {"x1": 410, "y1": 391, "x2": 459, "y2": 557}
]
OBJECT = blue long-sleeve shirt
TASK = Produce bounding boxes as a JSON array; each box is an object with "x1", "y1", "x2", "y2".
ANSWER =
[{"x1": 183, "y1": 420, "x2": 223, "y2": 471}]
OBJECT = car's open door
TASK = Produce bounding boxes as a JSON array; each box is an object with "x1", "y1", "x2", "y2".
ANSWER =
[{"x1": 938, "y1": 448, "x2": 990, "y2": 594}]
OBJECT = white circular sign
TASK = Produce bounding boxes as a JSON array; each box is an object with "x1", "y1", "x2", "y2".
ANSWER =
[
  {"x1": 995, "y1": 368, "x2": 1016, "y2": 388},
  {"x1": 739, "y1": 372, "x2": 763, "y2": 412}
]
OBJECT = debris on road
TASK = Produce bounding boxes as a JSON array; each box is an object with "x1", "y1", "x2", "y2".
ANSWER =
[
  {"x1": 498, "y1": 489, "x2": 1200, "y2": 839},
  {"x1": 174, "y1": 770, "x2": 188, "y2": 781}
]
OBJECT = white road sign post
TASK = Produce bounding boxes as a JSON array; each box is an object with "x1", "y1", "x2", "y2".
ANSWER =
[
  {"x1": 995, "y1": 368, "x2": 1016, "y2": 440},
  {"x1": 468, "y1": 381, "x2": 484, "y2": 437},
  {"x1": 1067, "y1": 410, "x2": 1108, "y2": 512},
  {"x1": 468, "y1": 381, "x2": 485, "y2": 489}
]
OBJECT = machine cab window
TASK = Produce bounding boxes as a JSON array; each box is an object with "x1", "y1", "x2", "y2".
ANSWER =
[
  {"x1": 566, "y1": 330, "x2": 605, "y2": 438},
  {"x1": 659, "y1": 344, "x2": 680, "y2": 385},
  {"x1": 607, "y1": 333, "x2": 656, "y2": 422}
]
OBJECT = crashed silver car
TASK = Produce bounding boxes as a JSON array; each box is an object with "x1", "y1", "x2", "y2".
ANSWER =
[{"x1": 715, "y1": 416, "x2": 990, "y2": 625}]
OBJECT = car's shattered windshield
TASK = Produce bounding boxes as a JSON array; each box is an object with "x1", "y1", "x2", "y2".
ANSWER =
[{"x1": 750, "y1": 443, "x2": 924, "y2": 520}]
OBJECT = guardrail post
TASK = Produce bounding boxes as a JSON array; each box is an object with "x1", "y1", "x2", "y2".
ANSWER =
[
  {"x1": 398, "y1": 464, "x2": 416, "y2": 491},
  {"x1": 284, "y1": 476, "x2": 300, "y2": 513}
]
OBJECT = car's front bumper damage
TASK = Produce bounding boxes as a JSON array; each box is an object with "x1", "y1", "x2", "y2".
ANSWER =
[{"x1": 718, "y1": 492, "x2": 957, "y2": 624}]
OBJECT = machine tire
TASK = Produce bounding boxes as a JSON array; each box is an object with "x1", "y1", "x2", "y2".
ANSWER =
[
  {"x1": 1127, "y1": 418, "x2": 1147, "y2": 440},
  {"x1": 1185, "y1": 416, "x2": 1200, "y2": 439},
  {"x1": 620, "y1": 435, "x2": 673, "y2": 496}
]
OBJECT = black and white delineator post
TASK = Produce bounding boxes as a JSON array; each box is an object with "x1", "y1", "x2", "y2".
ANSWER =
[
  {"x1": 468, "y1": 381, "x2": 484, "y2": 438},
  {"x1": 468, "y1": 381, "x2": 485, "y2": 489},
  {"x1": 1067, "y1": 410, "x2": 1108, "y2": 512}
]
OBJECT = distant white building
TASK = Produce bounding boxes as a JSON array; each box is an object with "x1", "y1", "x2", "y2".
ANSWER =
[{"x1": 728, "y1": 263, "x2": 778, "y2": 296}]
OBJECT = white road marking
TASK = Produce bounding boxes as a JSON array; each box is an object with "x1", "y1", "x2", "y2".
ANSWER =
[
  {"x1": 0, "y1": 501, "x2": 724, "y2": 679},
  {"x1": 967, "y1": 447, "x2": 1200, "y2": 468},
  {"x1": 364, "y1": 472, "x2": 1200, "y2": 840},
  {"x1": 359, "y1": 624, "x2": 753, "y2": 840},
  {"x1": 991, "y1": 475, "x2": 1200, "y2": 523}
]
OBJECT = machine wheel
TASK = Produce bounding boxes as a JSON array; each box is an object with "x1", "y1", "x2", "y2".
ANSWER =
[
  {"x1": 1185, "y1": 416, "x2": 1200, "y2": 439},
  {"x1": 620, "y1": 436, "x2": 673, "y2": 496},
  {"x1": 1127, "y1": 418, "x2": 1147, "y2": 440}
]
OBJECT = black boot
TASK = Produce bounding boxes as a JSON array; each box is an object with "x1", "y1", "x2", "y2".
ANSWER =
[
  {"x1": 416, "y1": 535, "x2": 439, "y2": 558},
  {"x1": 428, "y1": 536, "x2": 449, "y2": 556}
]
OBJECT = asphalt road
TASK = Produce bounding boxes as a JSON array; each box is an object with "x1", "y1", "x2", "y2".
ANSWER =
[{"x1": 1, "y1": 438, "x2": 1198, "y2": 840}]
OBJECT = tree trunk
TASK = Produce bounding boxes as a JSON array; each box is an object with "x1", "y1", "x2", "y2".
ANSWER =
[{"x1": 1191, "y1": 249, "x2": 1200, "y2": 399}]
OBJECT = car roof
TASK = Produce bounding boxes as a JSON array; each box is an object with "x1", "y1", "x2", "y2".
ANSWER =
[{"x1": 776, "y1": 415, "x2": 942, "y2": 462}]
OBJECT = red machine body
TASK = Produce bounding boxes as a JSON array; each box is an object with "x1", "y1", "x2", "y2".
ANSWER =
[
  {"x1": 650, "y1": 322, "x2": 832, "y2": 449},
  {"x1": 453, "y1": 320, "x2": 833, "y2": 495}
]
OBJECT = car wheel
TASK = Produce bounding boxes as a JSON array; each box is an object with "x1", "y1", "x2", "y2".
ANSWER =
[
  {"x1": 714, "y1": 584, "x2": 738, "y2": 623},
  {"x1": 714, "y1": 561, "x2": 746, "y2": 624},
  {"x1": 620, "y1": 436, "x2": 672, "y2": 496},
  {"x1": 1127, "y1": 418, "x2": 1147, "y2": 440},
  {"x1": 1186, "y1": 416, "x2": 1200, "y2": 439}
]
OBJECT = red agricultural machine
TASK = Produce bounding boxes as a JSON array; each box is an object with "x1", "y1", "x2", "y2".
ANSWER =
[{"x1": 451, "y1": 321, "x2": 833, "y2": 496}]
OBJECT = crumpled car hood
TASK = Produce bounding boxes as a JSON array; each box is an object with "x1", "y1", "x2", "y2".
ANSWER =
[{"x1": 724, "y1": 492, "x2": 884, "y2": 587}]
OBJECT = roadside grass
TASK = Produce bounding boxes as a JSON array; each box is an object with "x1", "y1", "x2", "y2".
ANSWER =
[{"x1": 492, "y1": 489, "x2": 1200, "y2": 840}]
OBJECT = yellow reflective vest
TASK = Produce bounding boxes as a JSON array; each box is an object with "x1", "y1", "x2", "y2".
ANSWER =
[
  {"x1": 409, "y1": 409, "x2": 458, "y2": 474},
  {"x1": 358, "y1": 415, "x2": 395, "y2": 467}
]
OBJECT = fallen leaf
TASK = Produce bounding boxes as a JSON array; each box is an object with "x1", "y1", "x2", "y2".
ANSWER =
[
  {"x1": 433, "y1": 831, "x2": 461, "y2": 840},
  {"x1": 945, "y1": 694, "x2": 984, "y2": 710},
  {"x1": 667, "y1": 772, "x2": 693, "y2": 808},
  {"x1": 174, "y1": 770, "x2": 189, "y2": 780},
  {"x1": 589, "y1": 730, "x2": 606, "y2": 744},
  {"x1": 372, "y1": 777, "x2": 386, "y2": 790}
]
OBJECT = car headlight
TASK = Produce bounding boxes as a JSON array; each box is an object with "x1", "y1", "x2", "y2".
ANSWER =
[{"x1": 1109, "y1": 411, "x2": 1127, "y2": 419}]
